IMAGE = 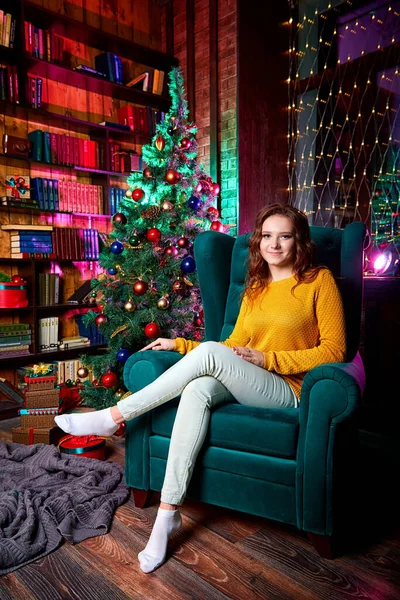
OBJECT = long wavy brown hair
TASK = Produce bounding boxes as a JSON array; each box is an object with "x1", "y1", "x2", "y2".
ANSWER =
[{"x1": 245, "y1": 204, "x2": 323, "y2": 299}]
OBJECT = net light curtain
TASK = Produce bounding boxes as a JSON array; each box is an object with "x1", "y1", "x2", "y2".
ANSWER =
[{"x1": 288, "y1": 0, "x2": 400, "y2": 274}]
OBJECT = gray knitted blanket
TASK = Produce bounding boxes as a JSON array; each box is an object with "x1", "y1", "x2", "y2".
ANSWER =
[{"x1": 0, "y1": 441, "x2": 129, "y2": 575}]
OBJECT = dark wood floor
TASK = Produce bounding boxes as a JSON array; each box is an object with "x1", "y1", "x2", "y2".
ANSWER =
[{"x1": 1, "y1": 417, "x2": 400, "y2": 600}]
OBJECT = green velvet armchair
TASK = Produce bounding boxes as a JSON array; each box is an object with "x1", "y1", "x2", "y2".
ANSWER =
[{"x1": 123, "y1": 222, "x2": 366, "y2": 557}]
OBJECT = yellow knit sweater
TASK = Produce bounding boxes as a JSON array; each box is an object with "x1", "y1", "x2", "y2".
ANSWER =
[{"x1": 174, "y1": 268, "x2": 346, "y2": 398}]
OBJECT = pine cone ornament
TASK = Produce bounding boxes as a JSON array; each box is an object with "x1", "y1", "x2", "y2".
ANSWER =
[{"x1": 142, "y1": 205, "x2": 162, "y2": 219}]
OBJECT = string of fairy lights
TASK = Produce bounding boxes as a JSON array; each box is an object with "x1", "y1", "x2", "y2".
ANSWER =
[{"x1": 287, "y1": 1, "x2": 400, "y2": 272}]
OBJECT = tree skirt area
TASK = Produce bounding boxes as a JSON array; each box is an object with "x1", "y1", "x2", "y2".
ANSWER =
[{"x1": 0, "y1": 441, "x2": 129, "y2": 575}]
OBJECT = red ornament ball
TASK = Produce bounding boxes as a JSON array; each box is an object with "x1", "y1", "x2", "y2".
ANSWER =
[
  {"x1": 177, "y1": 236, "x2": 189, "y2": 248},
  {"x1": 211, "y1": 182, "x2": 220, "y2": 196},
  {"x1": 144, "y1": 322, "x2": 161, "y2": 338},
  {"x1": 164, "y1": 245, "x2": 179, "y2": 257},
  {"x1": 179, "y1": 137, "x2": 192, "y2": 150},
  {"x1": 133, "y1": 280, "x2": 148, "y2": 296},
  {"x1": 114, "y1": 422, "x2": 126, "y2": 436},
  {"x1": 211, "y1": 220, "x2": 224, "y2": 233},
  {"x1": 207, "y1": 206, "x2": 220, "y2": 220},
  {"x1": 101, "y1": 371, "x2": 118, "y2": 388},
  {"x1": 143, "y1": 167, "x2": 152, "y2": 178},
  {"x1": 95, "y1": 314, "x2": 108, "y2": 327},
  {"x1": 146, "y1": 227, "x2": 162, "y2": 242},
  {"x1": 92, "y1": 379, "x2": 98, "y2": 387},
  {"x1": 165, "y1": 169, "x2": 181, "y2": 185},
  {"x1": 132, "y1": 188, "x2": 145, "y2": 202},
  {"x1": 112, "y1": 212, "x2": 127, "y2": 225},
  {"x1": 12, "y1": 275, "x2": 25, "y2": 285}
]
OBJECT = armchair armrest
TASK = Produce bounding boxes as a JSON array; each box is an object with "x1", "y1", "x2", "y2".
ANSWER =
[
  {"x1": 123, "y1": 350, "x2": 183, "y2": 393},
  {"x1": 296, "y1": 357, "x2": 363, "y2": 535}
]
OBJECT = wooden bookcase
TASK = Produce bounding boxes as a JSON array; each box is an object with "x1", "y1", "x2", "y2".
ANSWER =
[{"x1": 0, "y1": 0, "x2": 177, "y2": 398}]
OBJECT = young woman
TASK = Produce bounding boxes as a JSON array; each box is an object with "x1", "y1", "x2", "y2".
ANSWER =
[{"x1": 55, "y1": 204, "x2": 346, "y2": 573}]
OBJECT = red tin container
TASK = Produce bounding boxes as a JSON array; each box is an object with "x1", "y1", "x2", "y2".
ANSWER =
[
  {"x1": 0, "y1": 282, "x2": 28, "y2": 308},
  {"x1": 58, "y1": 434, "x2": 106, "y2": 460}
]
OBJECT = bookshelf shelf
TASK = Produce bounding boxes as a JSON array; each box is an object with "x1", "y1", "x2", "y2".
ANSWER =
[
  {"x1": 0, "y1": 152, "x2": 133, "y2": 178},
  {"x1": 0, "y1": 343, "x2": 107, "y2": 365},
  {"x1": 25, "y1": 55, "x2": 171, "y2": 110},
  {"x1": 0, "y1": 100, "x2": 151, "y2": 142},
  {"x1": 36, "y1": 303, "x2": 97, "y2": 311},
  {"x1": 0, "y1": 306, "x2": 33, "y2": 312},
  {"x1": 0, "y1": 206, "x2": 112, "y2": 219}
]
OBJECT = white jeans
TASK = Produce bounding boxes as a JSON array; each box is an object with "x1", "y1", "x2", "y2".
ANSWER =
[{"x1": 117, "y1": 342, "x2": 297, "y2": 505}]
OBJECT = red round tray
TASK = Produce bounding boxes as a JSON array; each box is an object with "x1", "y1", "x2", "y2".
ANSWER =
[{"x1": 59, "y1": 434, "x2": 106, "y2": 460}]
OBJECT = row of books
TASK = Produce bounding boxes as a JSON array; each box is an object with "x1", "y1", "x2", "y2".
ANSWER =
[
  {"x1": 127, "y1": 68, "x2": 165, "y2": 95},
  {"x1": 24, "y1": 21, "x2": 65, "y2": 63},
  {"x1": 0, "y1": 11, "x2": 16, "y2": 49},
  {"x1": 11, "y1": 230, "x2": 53, "y2": 257},
  {"x1": 52, "y1": 227, "x2": 100, "y2": 261},
  {"x1": 117, "y1": 105, "x2": 165, "y2": 136},
  {"x1": 0, "y1": 64, "x2": 19, "y2": 103},
  {"x1": 38, "y1": 273, "x2": 60, "y2": 306},
  {"x1": 109, "y1": 187, "x2": 126, "y2": 215},
  {"x1": 39, "y1": 317, "x2": 92, "y2": 353},
  {"x1": 0, "y1": 323, "x2": 32, "y2": 358},
  {"x1": 28, "y1": 129, "x2": 105, "y2": 170},
  {"x1": 32, "y1": 178, "x2": 104, "y2": 214},
  {"x1": 27, "y1": 76, "x2": 43, "y2": 109},
  {"x1": 52, "y1": 359, "x2": 92, "y2": 385}
]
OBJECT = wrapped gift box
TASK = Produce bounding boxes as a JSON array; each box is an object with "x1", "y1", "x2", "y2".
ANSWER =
[
  {"x1": 19, "y1": 407, "x2": 59, "y2": 428},
  {"x1": 58, "y1": 434, "x2": 106, "y2": 460},
  {"x1": 24, "y1": 375, "x2": 56, "y2": 391},
  {"x1": 24, "y1": 388, "x2": 60, "y2": 408},
  {"x1": 12, "y1": 426, "x2": 63, "y2": 445}
]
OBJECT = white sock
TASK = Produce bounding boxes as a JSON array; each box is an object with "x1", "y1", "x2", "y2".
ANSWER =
[
  {"x1": 138, "y1": 507, "x2": 182, "y2": 573},
  {"x1": 54, "y1": 408, "x2": 119, "y2": 437}
]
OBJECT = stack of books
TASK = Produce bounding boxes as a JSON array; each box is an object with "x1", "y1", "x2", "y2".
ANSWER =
[
  {"x1": 10, "y1": 229, "x2": 53, "y2": 258},
  {"x1": 58, "y1": 336, "x2": 91, "y2": 351},
  {"x1": 1, "y1": 223, "x2": 55, "y2": 258},
  {"x1": 0, "y1": 323, "x2": 32, "y2": 358}
]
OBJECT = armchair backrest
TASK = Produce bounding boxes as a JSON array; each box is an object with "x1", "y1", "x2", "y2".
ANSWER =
[{"x1": 194, "y1": 222, "x2": 366, "y2": 362}]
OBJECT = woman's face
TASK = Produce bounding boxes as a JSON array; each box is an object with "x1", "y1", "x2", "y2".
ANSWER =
[{"x1": 259, "y1": 215, "x2": 296, "y2": 270}]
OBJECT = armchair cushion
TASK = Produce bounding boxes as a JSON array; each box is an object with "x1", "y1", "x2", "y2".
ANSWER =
[{"x1": 152, "y1": 401, "x2": 300, "y2": 459}]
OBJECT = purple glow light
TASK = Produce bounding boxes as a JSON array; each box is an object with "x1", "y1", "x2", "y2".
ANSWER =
[{"x1": 373, "y1": 251, "x2": 392, "y2": 273}]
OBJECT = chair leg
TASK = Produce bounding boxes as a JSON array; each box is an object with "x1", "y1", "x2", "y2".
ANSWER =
[
  {"x1": 307, "y1": 532, "x2": 334, "y2": 559},
  {"x1": 132, "y1": 488, "x2": 152, "y2": 508}
]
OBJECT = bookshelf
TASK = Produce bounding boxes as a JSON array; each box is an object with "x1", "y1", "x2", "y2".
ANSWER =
[{"x1": 0, "y1": 0, "x2": 177, "y2": 399}]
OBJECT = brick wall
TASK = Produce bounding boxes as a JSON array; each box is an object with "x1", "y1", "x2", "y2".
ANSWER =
[{"x1": 173, "y1": 0, "x2": 239, "y2": 234}]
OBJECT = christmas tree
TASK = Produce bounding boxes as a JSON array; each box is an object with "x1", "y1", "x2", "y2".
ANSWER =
[{"x1": 79, "y1": 67, "x2": 225, "y2": 409}]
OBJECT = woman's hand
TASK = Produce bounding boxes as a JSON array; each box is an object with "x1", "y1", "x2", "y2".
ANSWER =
[
  {"x1": 232, "y1": 346, "x2": 264, "y2": 368},
  {"x1": 140, "y1": 338, "x2": 176, "y2": 352}
]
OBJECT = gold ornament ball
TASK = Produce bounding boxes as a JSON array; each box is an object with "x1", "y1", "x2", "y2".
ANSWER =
[
  {"x1": 162, "y1": 201, "x2": 173, "y2": 211},
  {"x1": 124, "y1": 300, "x2": 136, "y2": 312},
  {"x1": 115, "y1": 264, "x2": 121, "y2": 271},
  {"x1": 115, "y1": 389, "x2": 125, "y2": 400},
  {"x1": 157, "y1": 296, "x2": 170, "y2": 310},
  {"x1": 77, "y1": 367, "x2": 89, "y2": 378},
  {"x1": 125, "y1": 189, "x2": 133, "y2": 198}
]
